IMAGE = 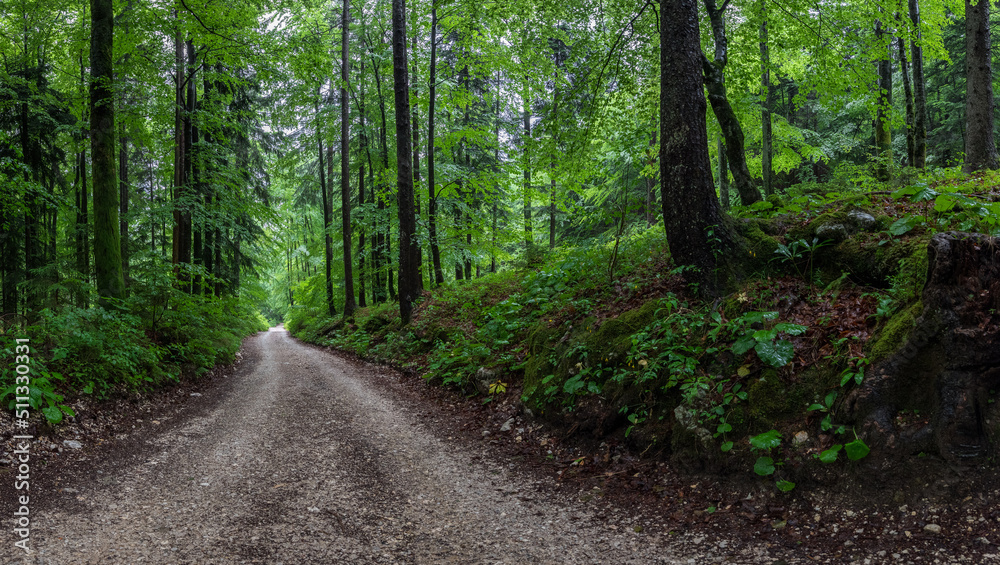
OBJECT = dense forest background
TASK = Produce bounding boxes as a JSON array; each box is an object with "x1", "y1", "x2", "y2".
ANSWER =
[{"x1": 5, "y1": 0, "x2": 1000, "y2": 475}]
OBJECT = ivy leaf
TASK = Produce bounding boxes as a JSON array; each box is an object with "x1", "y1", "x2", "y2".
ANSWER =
[
  {"x1": 750, "y1": 429, "x2": 782, "y2": 450},
  {"x1": 754, "y1": 456, "x2": 776, "y2": 476},
  {"x1": 755, "y1": 339, "x2": 794, "y2": 367},
  {"x1": 845, "y1": 438, "x2": 870, "y2": 460}
]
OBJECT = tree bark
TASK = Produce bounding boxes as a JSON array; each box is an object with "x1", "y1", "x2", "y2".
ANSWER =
[
  {"x1": 427, "y1": 5, "x2": 445, "y2": 286},
  {"x1": 662, "y1": 0, "x2": 743, "y2": 296},
  {"x1": 341, "y1": 0, "x2": 356, "y2": 317},
  {"x1": 909, "y1": 0, "x2": 928, "y2": 169},
  {"x1": 759, "y1": 7, "x2": 772, "y2": 197},
  {"x1": 874, "y1": 18, "x2": 893, "y2": 181},
  {"x1": 358, "y1": 162, "x2": 367, "y2": 307},
  {"x1": 964, "y1": 0, "x2": 998, "y2": 173},
  {"x1": 318, "y1": 98, "x2": 337, "y2": 317},
  {"x1": 701, "y1": 0, "x2": 762, "y2": 206},
  {"x1": 392, "y1": 0, "x2": 417, "y2": 324},
  {"x1": 523, "y1": 95, "x2": 532, "y2": 246},
  {"x1": 717, "y1": 134, "x2": 729, "y2": 210},
  {"x1": 898, "y1": 36, "x2": 915, "y2": 167},
  {"x1": 172, "y1": 20, "x2": 192, "y2": 289},
  {"x1": 91, "y1": 0, "x2": 125, "y2": 306}
]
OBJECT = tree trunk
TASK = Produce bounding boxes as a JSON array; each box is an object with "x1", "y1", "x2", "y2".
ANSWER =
[
  {"x1": 318, "y1": 98, "x2": 337, "y2": 317},
  {"x1": 427, "y1": 6, "x2": 445, "y2": 287},
  {"x1": 523, "y1": 96, "x2": 532, "y2": 247},
  {"x1": 717, "y1": 134, "x2": 730, "y2": 210},
  {"x1": 898, "y1": 36, "x2": 915, "y2": 167},
  {"x1": 845, "y1": 232, "x2": 1000, "y2": 462},
  {"x1": 91, "y1": 0, "x2": 125, "y2": 306},
  {"x1": 701, "y1": 0, "x2": 762, "y2": 206},
  {"x1": 119, "y1": 123, "x2": 129, "y2": 288},
  {"x1": 172, "y1": 22, "x2": 192, "y2": 288},
  {"x1": 341, "y1": 0, "x2": 356, "y2": 317},
  {"x1": 358, "y1": 162, "x2": 367, "y2": 307},
  {"x1": 662, "y1": 0, "x2": 743, "y2": 296},
  {"x1": 392, "y1": 0, "x2": 417, "y2": 324},
  {"x1": 909, "y1": 0, "x2": 928, "y2": 169},
  {"x1": 411, "y1": 13, "x2": 424, "y2": 291},
  {"x1": 874, "y1": 18, "x2": 893, "y2": 181},
  {"x1": 759, "y1": 9, "x2": 772, "y2": 197},
  {"x1": 964, "y1": 0, "x2": 999, "y2": 173}
]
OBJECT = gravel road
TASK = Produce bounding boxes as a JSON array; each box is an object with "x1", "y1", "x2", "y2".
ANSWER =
[{"x1": 6, "y1": 326, "x2": 777, "y2": 565}]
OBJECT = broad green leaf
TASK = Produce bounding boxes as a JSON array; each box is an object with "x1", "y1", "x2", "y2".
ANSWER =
[
  {"x1": 750, "y1": 429, "x2": 782, "y2": 450},
  {"x1": 755, "y1": 339, "x2": 795, "y2": 367},
  {"x1": 888, "y1": 217, "x2": 915, "y2": 236},
  {"x1": 41, "y1": 405, "x2": 63, "y2": 424},
  {"x1": 774, "y1": 323, "x2": 808, "y2": 336},
  {"x1": 818, "y1": 444, "x2": 842, "y2": 463},
  {"x1": 754, "y1": 456, "x2": 776, "y2": 476},
  {"x1": 720, "y1": 441, "x2": 734, "y2": 452},
  {"x1": 845, "y1": 438, "x2": 870, "y2": 460},
  {"x1": 752, "y1": 328, "x2": 778, "y2": 341},
  {"x1": 732, "y1": 335, "x2": 756, "y2": 356},
  {"x1": 776, "y1": 479, "x2": 796, "y2": 492}
]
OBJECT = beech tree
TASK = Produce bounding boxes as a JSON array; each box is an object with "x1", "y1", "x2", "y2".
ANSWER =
[
  {"x1": 91, "y1": 0, "x2": 125, "y2": 305},
  {"x1": 392, "y1": 0, "x2": 418, "y2": 323}
]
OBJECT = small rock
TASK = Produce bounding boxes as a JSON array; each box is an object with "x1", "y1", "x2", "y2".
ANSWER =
[
  {"x1": 793, "y1": 431, "x2": 809, "y2": 446},
  {"x1": 190, "y1": 393, "x2": 202, "y2": 397},
  {"x1": 847, "y1": 210, "x2": 877, "y2": 231},
  {"x1": 199, "y1": 482, "x2": 210, "y2": 487},
  {"x1": 308, "y1": 507, "x2": 320, "y2": 513},
  {"x1": 61, "y1": 488, "x2": 78, "y2": 494},
  {"x1": 924, "y1": 523, "x2": 942, "y2": 534},
  {"x1": 771, "y1": 520, "x2": 787, "y2": 530},
  {"x1": 482, "y1": 430, "x2": 491, "y2": 437},
  {"x1": 500, "y1": 418, "x2": 514, "y2": 432},
  {"x1": 816, "y1": 223, "x2": 849, "y2": 242},
  {"x1": 63, "y1": 440, "x2": 83, "y2": 450}
]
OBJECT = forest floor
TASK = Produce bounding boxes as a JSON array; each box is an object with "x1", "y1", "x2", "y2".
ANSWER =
[{"x1": 1, "y1": 327, "x2": 999, "y2": 564}]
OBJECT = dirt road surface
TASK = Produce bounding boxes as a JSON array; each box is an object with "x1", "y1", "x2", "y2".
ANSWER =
[{"x1": 3, "y1": 327, "x2": 994, "y2": 564}]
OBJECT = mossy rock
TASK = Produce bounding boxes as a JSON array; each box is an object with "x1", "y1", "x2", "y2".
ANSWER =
[
  {"x1": 747, "y1": 368, "x2": 806, "y2": 424},
  {"x1": 734, "y1": 218, "x2": 781, "y2": 264},
  {"x1": 821, "y1": 235, "x2": 928, "y2": 287},
  {"x1": 362, "y1": 314, "x2": 392, "y2": 333},
  {"x1": 867, "y1": 301, "x2": 922, "y2": 363},
  {"x1": 584, "y1": 299, "x2": 661, "y2": 366}
]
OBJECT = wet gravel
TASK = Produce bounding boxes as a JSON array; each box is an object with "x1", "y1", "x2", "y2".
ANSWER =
[{"x1": 2, "y1": 326, "x2": 1000, "y2": 564}]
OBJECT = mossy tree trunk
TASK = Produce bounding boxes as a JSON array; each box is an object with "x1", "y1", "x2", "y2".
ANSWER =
[{"x1": 845, "y1": 233, "x2": 1000, "y2": 462}]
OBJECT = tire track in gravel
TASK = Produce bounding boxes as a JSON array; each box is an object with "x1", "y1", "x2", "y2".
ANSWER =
[{"x1": 4, "y1": 326, "x2": 776, "y2": 565}]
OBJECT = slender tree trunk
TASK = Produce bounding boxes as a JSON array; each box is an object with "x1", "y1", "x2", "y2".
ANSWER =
[
  {"x1": 411, "y1": 12, "x2": 424, "y2": 291},
  {"x1": 358, "y1": 162, "x2": 367, "y2": 307},
  {"x1": 427, "y1": 5, "x2": 445, "y2": 286},
  {"x1": 523, "y1": 95, "x2": 532, "y2": 247},
  {"x1": 77, "y1": 149, "x2": 90, "y2": 305},
  {"x1": 646, "y1": 129, "x2": 657, "y2": 225},
  {"x1": 874, "y1": 18, "x2": 893, "y2": 181},
  {"x1": 909, "y1": 0, "x2": 928, "y2": 169},
  {"x1": 964, "y1": 0, "x2": 999, "y2": 173},
  {"x1": 718, "y1": 134, "x2": 729, "y2": 210},
  {"x1": 759, "y1": 6, "x2": 772, "y2": 196},
  {"x1": 318, "y1": 98, "x2": 337, "y2": 317},
  {"x1": 898, "y1": 36, "x2": 915, "y2": 167},
  {"x1": 91, "y1": 0, "x2": 125, "y2": 306},
  {"x1": 702, "y1": 0, "x2": 762, "y2": 206},
  {"x1": 119, "y1": 120, "x2": 129, "y2": 288},
  {"x1": 172, "y1": 21, "x2": 192, "y2": 288},
  {"x1": 392, "y1": 0, "x2": 417, "y2": 323},
  {"x1": 341, "y1": 0, "x2": 356, "y2": 317}
]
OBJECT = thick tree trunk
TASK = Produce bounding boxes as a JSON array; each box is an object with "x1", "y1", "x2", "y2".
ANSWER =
[
  {"x1": 963, "y1": 0, "x2": 999, "y2": 173},
  {"x1": 427, "y1": 6, "x2": 445, "y2": 287},
  {"x1": 91, "y1": 0, "x2": 125, "y2": 306},
  {"x1": 662, "y1": 0, "x2": 743, "y2": 296},
  {"x1": 845, "y1": 232, "x2": 1000, "y2": 462},
  {"x1": 874, "y1": 19, "x2": 893, "y2": 181},
  {"x1": 701, "y1": 0, "x2": 762, "y2": 206},
  {"x1": 909, "y1": 0, "x2": 928, "y2": 169},
  {"x1": 392, "y1": 0, "x2": 417, "y2": 324},
  {"x1": 341, "y1": 0, "x2": 356, "y2": 317},
  {"x1": 898, "y1": 36, "x2": 916, "y2": 167}
]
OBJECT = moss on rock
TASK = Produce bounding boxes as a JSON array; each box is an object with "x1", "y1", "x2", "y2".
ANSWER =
[{"x1": 867, "y1": 301, "x2": 922, "y2": 363}]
